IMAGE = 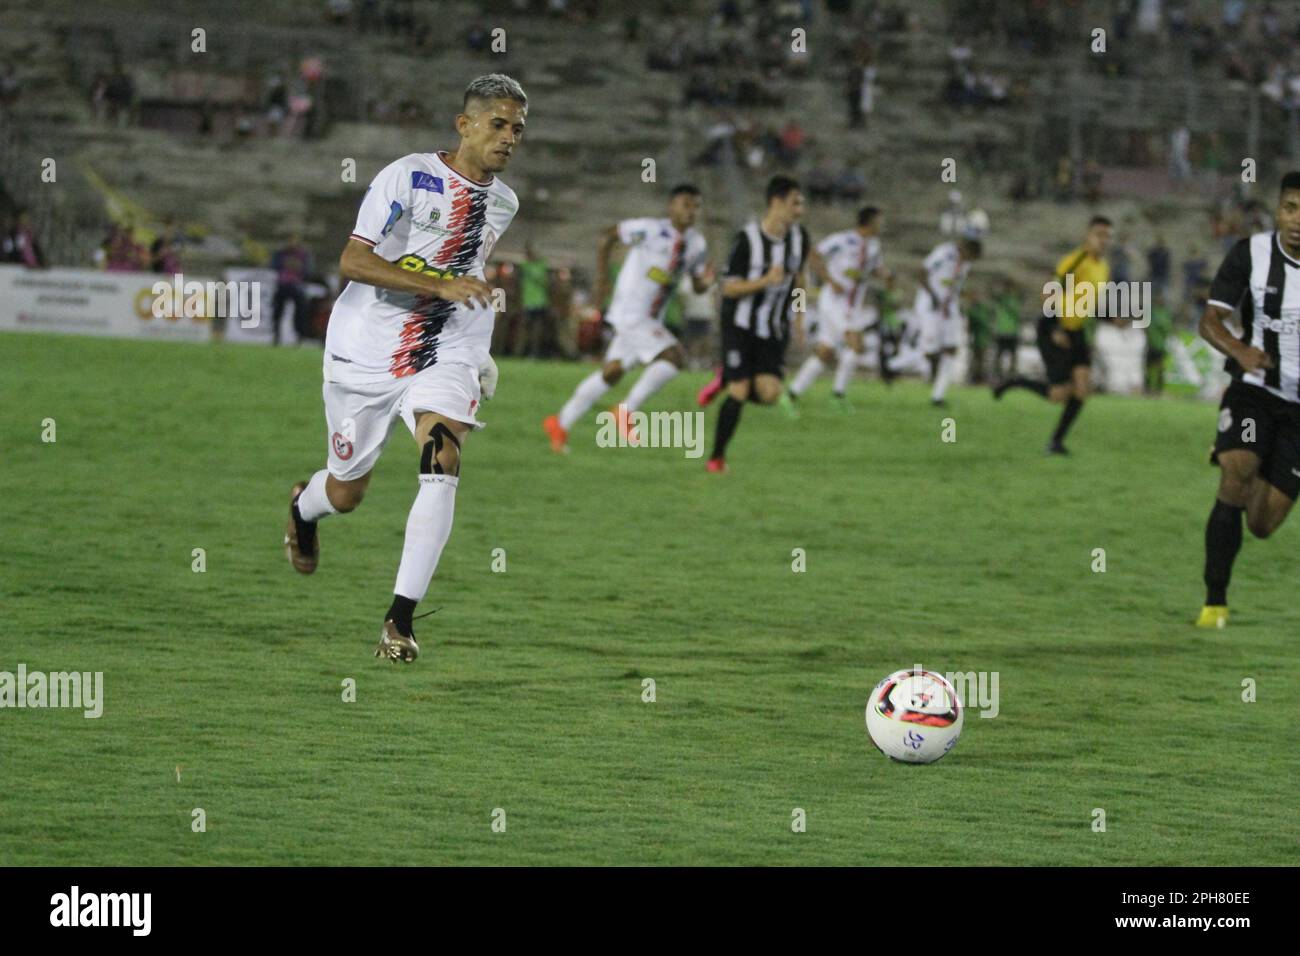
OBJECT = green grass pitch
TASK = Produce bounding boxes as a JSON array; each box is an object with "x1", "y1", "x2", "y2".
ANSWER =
[{"x1": 2, "y1": 332, "x2": 1296, "y2": 866}]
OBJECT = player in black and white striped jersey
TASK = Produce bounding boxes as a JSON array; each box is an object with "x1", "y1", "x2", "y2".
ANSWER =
[
  {"x1": 700, "y1": 176, "x2": 810, "y2": 472},
  {"x1": 1197, "y1": 171, "x2": 1300, "y2": 628}
]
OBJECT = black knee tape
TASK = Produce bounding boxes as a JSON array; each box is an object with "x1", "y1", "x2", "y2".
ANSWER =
[{"x1": 419, "y1": 422, "x2": 462, "y2": 476}]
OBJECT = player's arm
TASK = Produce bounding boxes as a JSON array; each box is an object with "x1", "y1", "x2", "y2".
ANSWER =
[
  {"x1": 720, "y1": 231, "x2": 782, "y2": 298},
  {"x1": 691, "y1": 260, "x2": 717, "y2": 294},
  {"x1": 809, "y1": 247, "x2": 845, "y2": 296},
  {"x1": 592, "y1": 224, "x2": 620, "y2": 309},
  {"x1": 338, "y1": 239, "x2": 492, "y2": 308},
  {"x1": 1198, "y1": 239, "x2": 1270, "y2": 371},
  {"x1": 1199, "y1": 303, "x2": 1271, "y2": 371},
  {"x1": 917, "y1": 266, "x2": 941, "y2": 309},
  {"x1": 723, "y1": 268, "x2": 783, "y2": 298}
]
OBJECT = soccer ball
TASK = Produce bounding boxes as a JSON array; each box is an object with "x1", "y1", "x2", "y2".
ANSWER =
[{"x1": 865, "y1": 669, "x2": 964, "y2": 764}]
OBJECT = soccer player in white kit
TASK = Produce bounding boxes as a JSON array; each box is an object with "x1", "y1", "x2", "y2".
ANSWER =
[
  {"x1": 543, "y1": 185, "x2": 714, "y2": 451},
  {"x1": 784, "y1": 206, "x2": 888, "y2": 413},
  {"x1": 888, "y1": 235, "x2": 981, "y2": 406},
  {"x1": 282, "y1": 74, "x2": 527, "y2": 664}
]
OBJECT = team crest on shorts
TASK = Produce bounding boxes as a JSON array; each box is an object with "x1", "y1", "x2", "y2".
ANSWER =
[
  {"x1": 332, "y1": 431, "x2": 354, "y2": 460},
  {"x1": 727, "y1": 349, "x2": 741, "y2": 368},
  {"x1": 1218, "y1": 408, "x2": 1232, "y2": 433},
  {"x1": 469, "y1": 398, "x2": 478, "y2": 414}
]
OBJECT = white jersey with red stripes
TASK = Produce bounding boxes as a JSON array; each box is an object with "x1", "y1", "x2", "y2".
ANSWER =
[
  {"x1": 816, "y1": 228, "x2": 882, "y2": 311},
  {"x1": 326, "y1": 150, "x2": 518, "y2": 382},
  {"x1": 605, "y1": 217, "x2": 707, "y2": 329}
]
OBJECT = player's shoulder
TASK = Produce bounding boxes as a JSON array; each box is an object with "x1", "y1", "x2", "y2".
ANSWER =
[
  {"x1": 1247, "y1": 230, "x2": 1277, "y2": 259},
  {"x1": 1054, "y1": 244, "x2": 1085, "y2": 270},
  {"x1": 487, "y1": 175, "x2": 519, "y2": 214},
  {"x1": 930, "y1": 240, "x2": 957, "y2": 259}
]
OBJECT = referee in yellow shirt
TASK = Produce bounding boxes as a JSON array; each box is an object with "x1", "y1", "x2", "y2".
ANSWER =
[{"x1": 994, "y1": 215, "x2": 1113, "y2": 454}]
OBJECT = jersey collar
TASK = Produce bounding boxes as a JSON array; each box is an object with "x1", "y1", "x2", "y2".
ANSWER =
[
  {"x1": 436, "y1": 150, "x2": 493, "y2": 188},
  {"x1": 1274, "y1": 231, "x2": 1300, "y2": 269}
]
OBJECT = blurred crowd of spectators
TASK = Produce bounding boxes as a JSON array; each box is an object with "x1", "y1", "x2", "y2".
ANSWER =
[{"x1": 1, "y1": 211, "x2": 46, "y2": 268}]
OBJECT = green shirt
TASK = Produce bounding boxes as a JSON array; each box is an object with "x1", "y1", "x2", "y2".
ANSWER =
[
  {"x1": 967, "y1": 301, "x2": 994, "y2": 347},
  {"x1": 1146, "y1": 305, "x2": 1173, "y2": 352},
  {"x1": 993, "y1": 293, "x2": 1021, "y2": 337},
  {"x1": 518, "y1": 260, "x2": 550, "y2": 310}
]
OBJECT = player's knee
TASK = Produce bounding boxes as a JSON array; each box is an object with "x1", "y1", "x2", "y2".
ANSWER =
[
  {"x1": 1246, "y1": 513, "x2": 1277, "y2": 539},
  {"x1": 815, "y1": 344, "x2": 835, "y2": 363},
  {"x1": 327, "y1": 477, "x2": 366, "y2": 513},
  {"x1": 755, "y1": 381, "x2": 782, "y2": 404},
  {"x1": 601, "y1": 363, "x2": 624, "y2": 385},
  {"x1": 726, "y1": 380, "x2": 750, "y2": 402},
  {"x1": 420, "y1": 422, "x2": 462, "y2": 478},
  {"x1": 660, "y1": 345, "x2": 687, "y2": 368}
]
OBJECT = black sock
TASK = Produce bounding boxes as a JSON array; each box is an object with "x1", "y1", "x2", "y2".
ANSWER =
[
  {"x1": 711, "y1": 396, "x2": 743, "y2": 460},
  {"x1": 386, "y1": 594, "x2": 418, "y2": 636},
  {"x1": 291, "y1": 499, "x2": 317, "y2": 556},
  {"x1": 1000, "y1": 376, "x2": 1049, "y2": 397},
  {"x1": 1204, "y1": 500, "x2": 1244, "y2": 606},
  {"x1": 1051, "y1": 397, "x2": 1083, "y2": 445}
]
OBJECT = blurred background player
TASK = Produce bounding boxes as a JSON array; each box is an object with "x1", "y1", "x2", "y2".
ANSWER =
[
  {"x1": 518, "y1": 241, "x2": 556, "y2": 359},
  {"x1": 270, "y1": 231, "x2": 314, "y2": 346},
  {"x1": 283, "y1": 73, "x2": 525, "y2": 664},
  {"x1": 783, "y1": 205, "x2": 888, "y2": 415},
  {"x1": 704, "y1": 175, "x2": 809, "y2": 472},
  {"x1": 1143, "y1": 291, "x2": 1173, "y2": 395},
  {"x1": 1195, "y1": 171, "x2": 1300, "y2": 629},
  {"x1": 543, "y1": 185, "x2": 713, "y2": 452},
  {"x1": 994, "y1": 215, "x2": 1112, "y2": 454},
  {"x1": 888, "y1": 234, "x2": 981, "y2": 406},
  {"x1": 992, "y1": 276, "x2": 1024, "y2": 381}
]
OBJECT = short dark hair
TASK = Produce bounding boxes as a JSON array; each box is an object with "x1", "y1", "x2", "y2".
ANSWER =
[
  {"x1": 462, "y1": 73, "x2": 528, "y2": 111},
  {"x1": 766, "y1": 175, "x2": 801, "y2": 203},
  {"x1": 1280, "y1": 171, "x2": 1300, "y2": 195},
  {"x1": 1089, "y1": 215, "x2": 1113, "y2": 229},
  {"x1": 669, "y1": 184, "x2": 701, "y2": 199},
  {"x1": 857, "y1": 206, "x2": 881, "y2": 227},
  {"x1": 961, "y1": 237, "x2": 983, "y2": 257}
]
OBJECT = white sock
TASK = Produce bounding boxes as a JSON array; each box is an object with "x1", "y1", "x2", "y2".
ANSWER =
[
  {"x1": 623, "y1": 359, "x2": 678, "y2": 412},
  {"x1": 394, "y1": 474, "x2": 458, "y2": 602},
  {"x1": 931, "y1": 354, "x2": 954, "y2": 401},
  {"x1": 296, "y1": 469, "x2": 337, "y2": 522},
  {"x1": 833, "y1": 349, "x2": 858, "y2": 394},
  {"x1": 789, "y1": 355, "x2": 825, "y2": 396},
  {"x1": 558, "y1": 370, "x2": 611, "y2": 430}
]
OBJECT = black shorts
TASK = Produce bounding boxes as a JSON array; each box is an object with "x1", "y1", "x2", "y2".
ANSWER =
[
  {"x1": 1214, "y1": 379, "x2": 1300, "y2": 500},
  {"x1": 721, "y1": 321, "x2": 787, "y2": 382},
  {"x1": 1036, "y1": 317, "x2": 1090, "y2": 386}
]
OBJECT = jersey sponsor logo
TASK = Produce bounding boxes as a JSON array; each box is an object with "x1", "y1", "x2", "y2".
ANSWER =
[
  {"x1": 412, "y1": 172, "x2": 444, "y2": 193},
  {"x1": 1255, "y1": 314, "x2": 1300, "y2": 334},
  {"x1": 332, "y1": 431, "x2": 355, "y2": 460},
  {"x1": 394, "y1": 253, "x2": 461, "y2": 279},
  {"x1": 412, "y1": 208, "x2": 451, "y2": 235},
  {"x1": 380, "y1": 201, "x2": 404, "y2": 238}
]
